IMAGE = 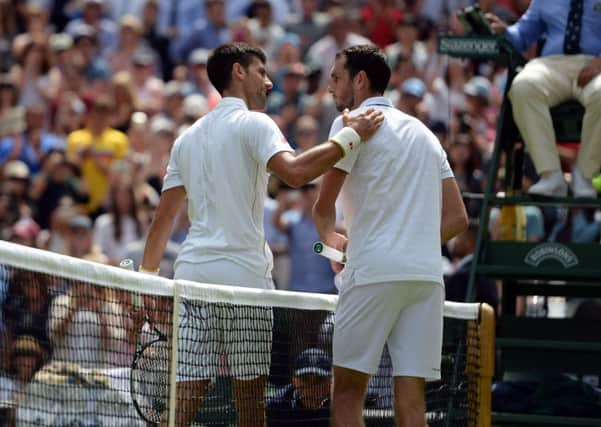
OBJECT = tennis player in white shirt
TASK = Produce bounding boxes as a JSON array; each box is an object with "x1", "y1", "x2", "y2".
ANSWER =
[
  {"x1": 313, "y1": 45, "x2": 469, "y2": 427},
  {"x1": 139, "y1": 43, "x2": 383, "y2": 427}
]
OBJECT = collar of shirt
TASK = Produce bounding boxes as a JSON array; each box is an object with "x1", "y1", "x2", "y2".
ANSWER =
[
  {"x1": 217, "y1": 97, "x2": 248, "y2": 110},
  {"x1": 359, "y1": 96, "x2": 393, "y2": 109}
]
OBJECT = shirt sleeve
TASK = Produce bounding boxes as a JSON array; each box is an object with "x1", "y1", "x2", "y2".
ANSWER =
[
  {"x1": 330, "y1": 116, "x2": 360, "y2": 174},
  {"x1": 245, "y1": 112, "x2": 294, "y2": 169},
  {"x1": 162, "y1": 137, "x2": 184, "y2": 191},
  {"x1": 440, "y1": 144, "x2": 454, "y2": 180},
  {"x1": 504, "y1": 0, "x2": 544, "y2": 53}
]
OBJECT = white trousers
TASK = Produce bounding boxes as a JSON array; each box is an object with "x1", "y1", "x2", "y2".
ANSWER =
[{"x1": 508, "y1": 55, "x2": 601, "y2": 179}]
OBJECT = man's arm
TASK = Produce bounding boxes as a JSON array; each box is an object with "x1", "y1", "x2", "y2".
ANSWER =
[
  {"x1": 313, "y1": 169, "x2": 346, "y2": 242},
  {"x1": 140, "y1": 186, "x2": 187, "y2": 271},
  {"x1": 267, "y1": 109, "x2": 383, "y2": 188},
  {"x1": 486, "y1": 1, "x2": 543, "y2": 53},
  {"x1": 313, "y1": 169, "x2": 348, "y2": 272},
  {"x1": 268, "y1": 143, "x2": 344, "y2": 189},
  {"x1": 441, "y1": 177, "x2": 469, "y2": 243}
]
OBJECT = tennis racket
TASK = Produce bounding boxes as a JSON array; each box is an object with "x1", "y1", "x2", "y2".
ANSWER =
[
  {"x1": 313, "y1": 241, "x2": 347, "y2": 264},
  {"x1": 130, "y1": 321, "x2": 169, "y2": 424},
  {"x1": 119, "y1": 259, "x2": 169, "y2": 424}
]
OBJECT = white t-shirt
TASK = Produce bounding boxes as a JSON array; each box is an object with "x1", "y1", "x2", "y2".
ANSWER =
[
  {"x1": 49, "y1": 295, "x2": 106, "y2": 369},
  {"x1": 331, "y1": 97, "x2": 453, "y2": 286},
  {"x1": 93, "y1": 214, "x2": 140, "y2": 262},
  {"x1": 163, "y1": 97, "x2": 294, "y2": 285}
]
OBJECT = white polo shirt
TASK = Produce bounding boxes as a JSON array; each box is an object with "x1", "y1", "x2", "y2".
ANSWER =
[
  {"x1": 163, "y1": 97, "x2": 293, "y2": 286},
  {"x1": 332, "y1": 97, "x2": 453, "y2": 286}
]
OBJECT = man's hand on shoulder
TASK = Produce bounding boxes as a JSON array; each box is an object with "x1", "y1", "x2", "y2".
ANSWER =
[
  {"x1": 577, "y1": 57, "x2": 601, "y2": 88},
  {"x1": 343, "y1": 108, "x2": 384, "y2": 142}
]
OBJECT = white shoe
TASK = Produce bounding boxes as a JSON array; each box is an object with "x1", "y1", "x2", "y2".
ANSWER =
[
  {"x1": 528, "y1": 171, "x2": 568, "y2": 197},
  {"x1": 571, "y1": 167, "x2": 597, "y2": 198}
]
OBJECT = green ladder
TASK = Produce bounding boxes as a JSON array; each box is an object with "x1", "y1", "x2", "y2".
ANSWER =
[{"x1": 439, "y1": 34, "x2": 601, "y2": 426}]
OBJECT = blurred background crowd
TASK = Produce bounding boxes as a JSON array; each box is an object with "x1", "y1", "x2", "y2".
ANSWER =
[{"x1": 3, "y1": 0, "x2": 601, "y2": 403}]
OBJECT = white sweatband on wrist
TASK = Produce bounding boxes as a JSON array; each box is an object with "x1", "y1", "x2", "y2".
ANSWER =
[
  {"x1": 139, "y1": 266, "x2": 160, "y2": 275},
  {"x1": 334, "y1": 140, "x2": 360, "y2": 173},
  {"x1": 329, "y1": 127, "x2": 360, "y2": 158}
]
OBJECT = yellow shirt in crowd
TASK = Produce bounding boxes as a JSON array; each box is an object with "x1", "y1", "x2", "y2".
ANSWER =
[{"x1": 66, "y1": 128, "x2": 129, "y2": 213}]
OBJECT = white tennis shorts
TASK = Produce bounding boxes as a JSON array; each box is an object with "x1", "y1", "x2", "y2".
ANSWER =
[
  {"x1": 333, "y1": 280, "x2": 444, "y2": 380},
  {"x1": 174, "y1": 261, "x2": 274, "y2": 382}
]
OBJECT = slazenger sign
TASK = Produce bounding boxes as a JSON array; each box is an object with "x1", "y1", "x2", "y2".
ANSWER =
[
  {"x1": 438, "y1": 38, "x2": 499, "y2": 56},
  {"x1": 524, "y1": 243, "x2": 579, "y2": 268}
]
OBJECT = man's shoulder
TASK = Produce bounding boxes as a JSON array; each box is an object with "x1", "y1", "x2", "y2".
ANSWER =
[{"x1": 243, "y1": 111, "x2": 281, "y2": 136}]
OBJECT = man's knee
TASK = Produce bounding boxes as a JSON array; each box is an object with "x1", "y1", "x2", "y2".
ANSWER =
[
  {"x1": 581, "y1": 81, "x2": 601, "y2": 110},
  {"x1": 509, "y1": 74, "x2": 545, "y2": 103},
  {"x1": 332, "y1": 366, "x2": 369, "y2": 401},
  {"x1": 393, "y1": 376, "x2": 425, "y2": 415}
]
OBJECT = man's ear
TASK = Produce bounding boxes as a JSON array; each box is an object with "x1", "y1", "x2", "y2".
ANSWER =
[
  {"x1": 355, "y1": 70, "x2": 368, "y2": 91},
  {"x1": 232, "y1": 62, "x2": 246, "y2": 82}
]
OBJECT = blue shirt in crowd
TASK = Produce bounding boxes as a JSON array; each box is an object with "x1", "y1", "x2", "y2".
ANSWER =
[
  {"x1": 505, "y1": 0, "x2": 601, "y2": 56},
  {"x1": 0, "y1": 133, "x2": 65, "y2": 174},
  {"x1": 286, "y1": 213, "x2": 336, "y2": 294}
]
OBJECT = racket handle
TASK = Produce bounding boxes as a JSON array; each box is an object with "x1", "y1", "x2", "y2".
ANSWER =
[
  {"x1": 119, "y1": 258, "x2": 144, "y2": 310},
  {"x1": 313, "y1": 241, "x2": 347, "y2": 264},
  {"x1": 119, "y1": 258, "x2": 134, "y2": 270}
]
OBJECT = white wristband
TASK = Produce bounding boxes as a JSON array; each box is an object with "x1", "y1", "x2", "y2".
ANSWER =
[
  {"x1": 330, "y1": 127, "x2": 360, "y2": 158},
  {"x1": 139, "y1": 266, "x2": 160, "y2": 275}
]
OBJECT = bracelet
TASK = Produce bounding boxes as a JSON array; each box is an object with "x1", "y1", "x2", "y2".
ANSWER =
[
  {"x1": 330, "y1": 127, "x2": 361, "y2": 158},
  {"x1": 139, "y1": 266, "x2": 160, "y2": 275}
]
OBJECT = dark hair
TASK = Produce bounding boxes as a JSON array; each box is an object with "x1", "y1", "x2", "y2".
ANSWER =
[
  {"x1": 207, "y1": 43, "x2": 267, "y2": 95},
  {"x1": 336, "y1": 45, "x2": 391, "y2": 94}
]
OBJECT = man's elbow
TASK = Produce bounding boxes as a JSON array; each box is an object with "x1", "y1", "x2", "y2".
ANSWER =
[
  {"x1": 279, "y1": 167, "x2": 310, "y2": 189},
  {"x1": 442, "y1": 210, "x2": 469, "y2": 242},
  {"x1": 451, "y1": 211, "x2": 469, "y2": 237},
  {"x1": 458, "y1": 212, "x2": 469, "y2": 235}
]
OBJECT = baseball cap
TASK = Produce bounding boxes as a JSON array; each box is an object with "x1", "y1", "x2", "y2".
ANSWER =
[
  {"x1": 183, "y1": 94, "x2": 208, "y2": 118},
  {"x1": 189, "y1": 48, "x2": 210, "y2": 65},
  {"x1": 70, "y1": 23, "x2": 97, "y2": 42},
  {"x1": 69, "y1": 214, "x2": 93, "y2": 230},
  {"x1": 13, "y1": 335, "x2": 45, "y2": 359},
  {"x1": 401, "y1": 78, "x2": 426, "y2": 98},
  {"x1": 164, "y1": 80, "x2": 191, "y2": 98},
  {"x1": 49, "y1": 33, "x2": 73, "y2": 52},
  {"x1": 294, "y1": 348, "x2": 332, "y2": 377},
  {"x1": 463, "y1": 76, "x2": 491, "y2": 101},
  {"x1": 4, "y1": 160, "x2": 30, "y2": 180},
  {"x1": 149, "y1": 115, "x2": 176, "y2": 135},
  {"x1": 132, "y1": 47, "x2": 156, "y2": 66},
  {"x1": 120, "y1": 15, "x2": 143, "y2": 34}
]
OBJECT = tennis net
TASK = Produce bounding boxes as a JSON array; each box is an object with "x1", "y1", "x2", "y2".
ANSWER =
[{"x1": 0, "y1": 240, "x2": 494, "y2": 426}]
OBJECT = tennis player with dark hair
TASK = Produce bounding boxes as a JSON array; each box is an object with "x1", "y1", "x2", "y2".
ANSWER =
[
  {"x1": 313, "y1": 45, "x2": 469, "y2": 427},
  {"x1": 139, "y1": 43, "x2": 383, "y2": 427}
]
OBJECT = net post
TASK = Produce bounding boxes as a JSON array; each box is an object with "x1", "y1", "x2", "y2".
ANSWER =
[
  {"x1": 477, "y1": 303, "x2": 495, "y2": 427},
  {"x1": 167, "y1": 282, "x2": 180, "y2": 427}
]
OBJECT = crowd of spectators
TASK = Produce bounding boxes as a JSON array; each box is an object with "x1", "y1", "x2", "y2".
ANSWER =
[{"x1": 1, "y1": 0, "x2": 601, "y2": 421}]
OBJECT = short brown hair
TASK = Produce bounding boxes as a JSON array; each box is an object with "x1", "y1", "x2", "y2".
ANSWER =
[{"x1": 207, "y1": 43, "x2": 267, "y2": 95}]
